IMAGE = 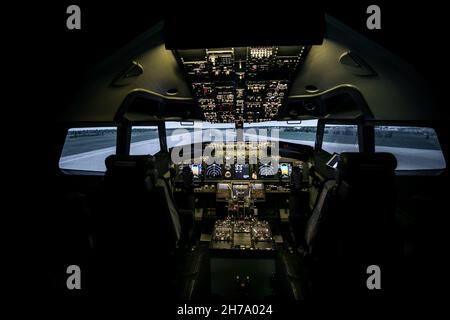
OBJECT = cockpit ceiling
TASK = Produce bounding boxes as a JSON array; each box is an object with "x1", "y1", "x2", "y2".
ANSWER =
[{"x1": 177, "y1": 46, "x2": 308, "y2": 123}]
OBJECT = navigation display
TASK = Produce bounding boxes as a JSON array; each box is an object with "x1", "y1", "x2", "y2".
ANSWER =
[
  {"x1": 258, "y1": 163, "x2": 275, "y2": 178},
  {"x1": 234, "y1": 163, "x2": 250, "y2": 179},
  {"x1": 206, "y1": 163, "x2": 222, "y2": 178}
]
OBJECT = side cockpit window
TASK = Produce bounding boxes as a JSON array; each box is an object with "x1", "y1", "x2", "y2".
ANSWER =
[
  {"x1": 59, "y1": 127, "x2": 117, "y2": 173},
  {"x1": 375, "y1": 126, "x2": 446, "y2": 171}
]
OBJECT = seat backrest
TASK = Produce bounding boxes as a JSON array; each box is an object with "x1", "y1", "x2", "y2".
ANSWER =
[
  {"x1": 99, "y1": 155, "x2": 163, "y2": 250},
  {"x1": 303, "y1": 152, "x2": 399, "y2": 297},
  {"x1": 181, "y1": 165, "x2": 194, "y2": 192},
  {"x1": 288, "y1": 167, "x2": 310, "y2": 246},
  {"x1": 154, "y1": 176, "x2": 182, "y2": 249},
  {"x1": 100, "y1": 155, "x2": 158, "y2": 233},
  {"x1": 304, "y1": 152, "x2": 398, "y2": 257},
  {"x1": 336, "y1": 152, "x2": 397, "y2": 203},
  {"x1": 99, "y1": 154, "x2": 184, "y2": 246},
  {"x1": 174, "y1": 165, "x2": 195, "y2": 211},
  {"x1": 92, "y1": 155, "x2": 187, "y2": 295},
  {"x1": 104, "y1": 154, "x2": 158, "y2": 194},
  {"x1": 336, "y1": 152, "x2": 398, "y2": 261}
]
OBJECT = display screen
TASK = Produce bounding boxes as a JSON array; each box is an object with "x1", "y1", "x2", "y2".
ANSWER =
[
  {"x1": 217, "y1": 183, "x2": 229, "y2": 190},
  {"x1": 258, "y1": 163, "x2": 275, "y2": 178},
  {"x1": 279, "y1": 162, "x2": 292, "y2": 178},
  {"x1": 252, "y1": 183, "x2": 264, "y2": 190},
  {"x1": 326, "y1": 153, "x2": 339, "y2": 169},
  {"x1": 190, "y1": 164, "x2": 202, "y2": 176},
  {"x1": 206, "y1": 163, "x2": 222, "y2": 178},
  {"x1": 234, "y1": 163, "x2": 250, "y2": 179}
]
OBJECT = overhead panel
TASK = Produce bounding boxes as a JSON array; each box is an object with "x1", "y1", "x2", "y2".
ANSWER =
[{"x1": 176, "y1": 46, "x2": 309, "y2": 123}]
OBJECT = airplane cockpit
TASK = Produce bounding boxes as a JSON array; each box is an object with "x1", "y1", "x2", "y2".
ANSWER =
[{"x1": 44, "y1": 8, "x2": 449, "y2": 304}]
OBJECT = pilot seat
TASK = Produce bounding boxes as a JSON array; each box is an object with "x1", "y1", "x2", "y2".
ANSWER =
[
  {"x1": 303, "y1": 152, "x2": 400, "y2": 298},
  {"x1": 90, "y1": 155, "x2": 204, "y2": 298}
]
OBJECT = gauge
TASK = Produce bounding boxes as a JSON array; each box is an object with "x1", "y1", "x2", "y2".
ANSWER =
[{"x1": 206, "y1": 163, "x2": 222, "y2": 178}]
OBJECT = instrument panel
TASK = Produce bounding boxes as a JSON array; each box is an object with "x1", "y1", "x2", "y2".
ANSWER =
[
  {"x1": 178, "y1": 160, "x2": 300, "y2": 181},
  {"x1": 210, "y1": 218, "x2": 275, "y2": 251},
  {"x1": 174, "y1": 142, "x2": 309, "y2": 185}
]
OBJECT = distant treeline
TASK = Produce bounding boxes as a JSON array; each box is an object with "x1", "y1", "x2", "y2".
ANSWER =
[
  {"x1": 67, "y1": 128, "x2": 117, "y2": 138},
  {"x1": 324, "y1": 126, "x2": 356, "y2": 136},
  {"x1": 375, "y1": 128, "x2": 441, "y2": 150}
]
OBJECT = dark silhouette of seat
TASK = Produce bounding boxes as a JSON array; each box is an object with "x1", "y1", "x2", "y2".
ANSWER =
[
  {"x1": 175, "y1": 165, "x2": 195, "y2": 211},
  {"x1": 288, "y1": 166, "x2": 310, "y2": 247},
  {"x1": 303, "y1": 152, "x2": 399, "y2": 298},
  {"x1": 336, "y1": 152, "x2": 398, "y2": 261},
  {"x1": 91, "y1": 155, "x2": 181, "y2": 297}
]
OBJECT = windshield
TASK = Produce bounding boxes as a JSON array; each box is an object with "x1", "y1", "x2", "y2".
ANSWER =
[{"x1": 165, "y1": 120, "x2": 317, "y2": 148}]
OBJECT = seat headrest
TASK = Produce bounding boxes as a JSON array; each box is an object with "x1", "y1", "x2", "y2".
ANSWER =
[
  {"x1": 337, "y1": 152, "x2": 397, "y2": 183},
  {"x1": 104, "y1": 155, "x2": 158, "y2": 186},
  {"x1": 105, "y1": 154, "x2": 155, "y2": 171}
]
